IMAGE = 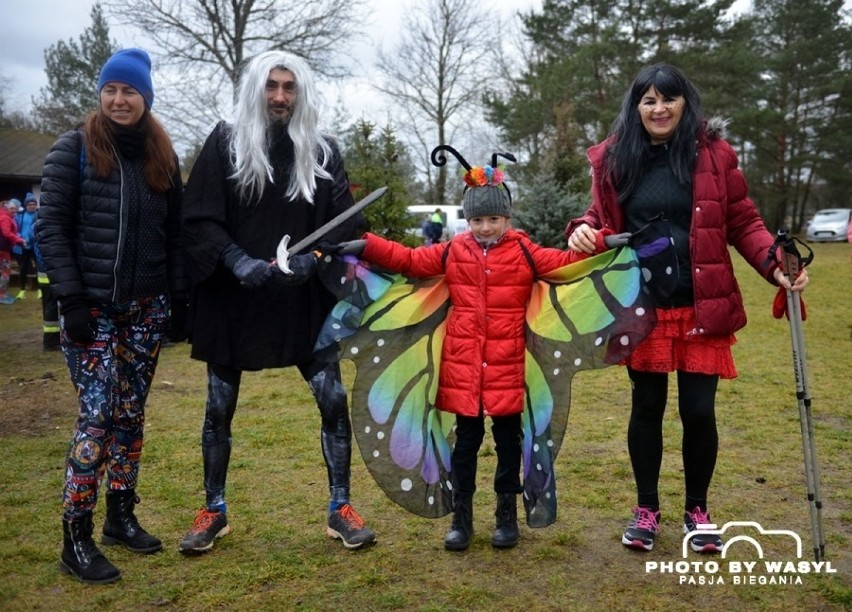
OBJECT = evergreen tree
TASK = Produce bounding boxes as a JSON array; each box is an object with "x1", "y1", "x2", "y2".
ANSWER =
[
  {"x1": 31, "y1": 3, "x2": 117, "y2": 136},
  {"x1": 738, "y1": 0, "x2": 851, "y2": 231},
  {"x1": 512, "y1": 169, "x2": 588, "y2": 248},
  {"x1": 343, "y1": 119, "x2": 418, "y2": 244}
]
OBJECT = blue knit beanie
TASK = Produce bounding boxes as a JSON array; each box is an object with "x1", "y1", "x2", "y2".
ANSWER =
[
  {"x1": 24, "y1": 193, "x2": 37, "y2": 206},
  {"x1": 97, "y1": 48, "x2": 155, "y2": 109}
]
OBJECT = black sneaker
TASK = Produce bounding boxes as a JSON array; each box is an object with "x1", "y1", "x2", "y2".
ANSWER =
[
  {"x1": 326, "y1": 504, "x2": 376, "y2": 549},
  {"x1": 621, "y1": 506, "x2": 660, "y2": 551},
  {"x1": 683, "y1": 507, "x2": 723, "y2": 553},
  {"x1": 178, "y1": 508, "x2": 231, "y2": 554}
]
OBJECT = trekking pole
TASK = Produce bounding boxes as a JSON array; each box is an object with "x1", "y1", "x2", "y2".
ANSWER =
[{"x1": 771, "y1": 228, "x2": 824, "y2": 561}]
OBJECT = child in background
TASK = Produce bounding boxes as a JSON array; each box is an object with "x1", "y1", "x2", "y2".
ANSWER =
[
  {"x1": 336, "y1": 149, "x2": 609, "y2": 551},
  {"x1": 0, "y1": 200, "x2": 26, "y2": 304}
]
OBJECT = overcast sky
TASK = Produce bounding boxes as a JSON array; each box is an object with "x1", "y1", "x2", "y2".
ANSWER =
[{"x1": 0, "y1": 0, "x2": 542, "y2": 119}]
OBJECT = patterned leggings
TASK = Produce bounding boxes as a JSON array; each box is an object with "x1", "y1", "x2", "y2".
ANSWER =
[{"x1": 61, "y1": 295, "x2": 167, "y2": 520}]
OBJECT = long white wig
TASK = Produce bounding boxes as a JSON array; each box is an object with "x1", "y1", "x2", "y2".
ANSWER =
[{"x1": 230, "y1": 50, "x2": 333, "y2": 203}]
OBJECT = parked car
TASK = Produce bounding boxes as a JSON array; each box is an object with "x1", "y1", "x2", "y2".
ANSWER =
[
  {"x1": 805, "y1": 208, "x2": 851, "y2": 242},
  {"x1": 406, "y1": 204, "x2": 467, "y2": 241}
]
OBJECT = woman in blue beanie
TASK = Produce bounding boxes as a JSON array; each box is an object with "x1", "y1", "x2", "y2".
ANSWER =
[{"x1": 38, "y1": 48, "x2": 186, "y2": 584}]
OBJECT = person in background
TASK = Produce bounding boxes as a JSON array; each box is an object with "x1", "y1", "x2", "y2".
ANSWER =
[
  {"x1": 38, "y1": 48, "x2": 187, "y2": 584},
  {"x1": 13, "y1": 193, "x2": 39, "y2": 299},
  {"x1": 31, "y1": 216, "x2": 61, "y2": 349},
  {"x1": 334, "y1": 154, "x2": 606, "y2": 551},
  {"x1": 430, "y1": 207, "x2": 444, "y2": 243},
  {"x1": 179, "y1": 49, "x2": 374, "y2": 555},
  {"x1": 565, "y1": 63, "x2": 809, "y2": 554},
  {"x1": 0, "y1": 200, "x2": 26, "y2": 304}
]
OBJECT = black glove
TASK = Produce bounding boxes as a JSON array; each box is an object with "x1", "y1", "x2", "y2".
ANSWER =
[
  {"x1": 61, "y1": 295, "x2": 95, "y2": 344},
  {"x1": 167, "y1": 295, "x2": 189, "y2": 343},
  {"x1": 334, "y1": 239, "x2": 367, "y2": 256},
  {"x1": 271, "y1": 253, "x2": 319, "y2": 287},
  {"x1": 221, "y1": 243, "x2": 272, "y2": 288}
]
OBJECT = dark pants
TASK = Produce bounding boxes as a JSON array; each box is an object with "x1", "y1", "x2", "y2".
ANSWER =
[
  {"x1": 627, "y1": 368, "x2": 719, "y2": 511},
  {"x1": 15, "y1": 249, "x2": 36, "y2": 290},
  {"x1": 200, "y1": 359, "x2": 352, "y2": 511},
  {"x1": 451, "y1": 413, "x2": 523, "y2": 497}
]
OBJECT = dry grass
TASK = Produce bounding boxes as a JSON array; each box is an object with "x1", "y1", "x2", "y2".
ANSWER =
[{"x1": 0, "y1": 241, "x2": 849, "y2": 611}]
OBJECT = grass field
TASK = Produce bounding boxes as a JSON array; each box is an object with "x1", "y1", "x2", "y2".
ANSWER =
[{"x1": 0, "y1": 242, "x2": 849, "y2": 611}]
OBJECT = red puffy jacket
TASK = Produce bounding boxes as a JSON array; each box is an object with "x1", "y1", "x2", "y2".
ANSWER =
[
  {"x1": 565, "y1": 119, "x2": 779, "y2": 336},
  {"x1": 361, "y1": 229, "x2": 589, "y2": 417}
]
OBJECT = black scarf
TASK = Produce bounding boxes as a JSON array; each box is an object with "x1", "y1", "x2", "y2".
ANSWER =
[{"x1": 108, "y1": 118, "x2": 147, "y2": 159}]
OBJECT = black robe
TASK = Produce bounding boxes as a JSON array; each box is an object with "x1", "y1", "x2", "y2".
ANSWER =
[{"x1": 183, "y1": 121, "x2": 362, "y2": 370}]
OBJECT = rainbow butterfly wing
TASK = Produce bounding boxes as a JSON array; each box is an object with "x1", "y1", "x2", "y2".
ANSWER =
[
  {"x1": 316, "y1": 255, "x2": 455, "y2": 518},
  {"x1": 316, "y1": 223, "x2": 674, "y2": 525},
  {"x1": 520, "y1": 241, "x2": 669, "y2": 526}
]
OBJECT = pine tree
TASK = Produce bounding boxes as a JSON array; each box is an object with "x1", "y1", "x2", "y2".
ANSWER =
[
  {"x1": 343, "y1": 119, "x2": 418, "y2": 243},
  {"x1": 31, "y1": 3, "x2": 117, "y2": 136}
]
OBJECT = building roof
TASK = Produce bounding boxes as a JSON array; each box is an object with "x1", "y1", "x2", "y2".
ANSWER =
[{"x1": 0, "y1": 128, "x2": 57, "y2": 180}]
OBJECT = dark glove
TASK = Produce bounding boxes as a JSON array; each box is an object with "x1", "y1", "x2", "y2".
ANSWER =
[
  {"x1": 61, "y1": 295, "x2": 95, "y2": 344},
  {"x1": 167, "y1": 295, "x2": 189, "y2": 343},
  {"x1": 271, "y1": 253, "x2": 319, "y2": 287},
  {"x1": 334, "y1": 239, "x2": 367, "y2": 256},
  {"x1": 221, "y1": 243, "x2": 272, "y2": 288}
]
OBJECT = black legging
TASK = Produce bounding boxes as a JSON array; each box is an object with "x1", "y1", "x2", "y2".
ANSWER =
[
  {"x1": 15, "y1": 249, "x2": 36, "y2": 290},
  {"x1": 627, "y1": 368, "x2": 719, "y2": 512},
  {"x1": 451, "y1": 413, "x2": 523, "y2": 497},
  {"x1": 200, "y1": 359, "x2": 352, "y2": 511}
]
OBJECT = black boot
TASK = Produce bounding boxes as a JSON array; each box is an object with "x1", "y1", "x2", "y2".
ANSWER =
[
  {"x1": 444, "y1": 494, "x2": 474, "y2": 551},
  {"x1": 492, "y1": 493, "x2": 519, "y2": 548},
  {"x1": 102, "y1": 490, "x2": 162, "y2": 553},
  {"x1": 60, "y1": 514, "x2": 121, "y2": 584}
]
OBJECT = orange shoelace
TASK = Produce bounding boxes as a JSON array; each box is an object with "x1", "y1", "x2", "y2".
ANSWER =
[{"x1": 338, "y1": 504, "x2": 365, "y2": 528}]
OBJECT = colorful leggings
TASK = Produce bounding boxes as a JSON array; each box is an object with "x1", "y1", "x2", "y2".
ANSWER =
[
  {"x1": 200, "y1": 359, "x2": 352, "y2": 512},
  {"x1": 61, "y1": 295, "x2": 167, "y2": 520}
]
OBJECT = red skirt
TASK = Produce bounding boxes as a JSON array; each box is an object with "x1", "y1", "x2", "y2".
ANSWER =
[{"x1": 623, "y1": 307, "x2": 738, "y2": 379}]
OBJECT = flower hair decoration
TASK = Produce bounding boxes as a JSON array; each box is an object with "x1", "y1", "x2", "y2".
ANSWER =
[{"x1": 430, "y1": 145, "x2": 517, "y2": 202}]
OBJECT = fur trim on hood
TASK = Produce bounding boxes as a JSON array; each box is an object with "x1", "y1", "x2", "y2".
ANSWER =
[{"x1": 705, "y1": 116, "x2": 729, "y2": 141}]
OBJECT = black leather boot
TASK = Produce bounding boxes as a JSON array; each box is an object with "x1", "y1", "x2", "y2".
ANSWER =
[
  {"x1": 492, "y1": 493, "x2": 519, "y2": 548},
  {"x1": 444, "y1": 494, "x2": 473, "y2": 551},
  {"x1": 60, "y1": 514, "x2": 121, "y2": 584},
  {"x1": 102, "y1": 490, "x2": 162, "y2": 553}
]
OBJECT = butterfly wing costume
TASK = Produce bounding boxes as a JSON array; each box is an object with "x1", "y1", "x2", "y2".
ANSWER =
[{"x1": 314, "y1": 219, "x2": 675, "y2": 527}]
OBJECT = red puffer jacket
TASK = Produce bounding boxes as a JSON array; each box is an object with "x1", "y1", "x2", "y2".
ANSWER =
[
  {"x1": 565, "y1": 119, "x2": 779, "y2": 336},
  {"x1": 361, "y1": 229, "x2": 589, "y2": 418}
]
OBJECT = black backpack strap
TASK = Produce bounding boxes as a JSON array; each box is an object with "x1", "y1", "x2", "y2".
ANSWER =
[{"x1": 518, "y1": 240, "x2": 538, "y2": 277}]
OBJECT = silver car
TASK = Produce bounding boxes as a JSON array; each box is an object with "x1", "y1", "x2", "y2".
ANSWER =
[{"x1": 805, "y1": 208, "x2": 851, "y2": 242}]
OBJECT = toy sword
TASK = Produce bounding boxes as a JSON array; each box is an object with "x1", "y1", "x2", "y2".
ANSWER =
[{"x1": 276, "y1": 186, "x2": 387, "y2": 273}]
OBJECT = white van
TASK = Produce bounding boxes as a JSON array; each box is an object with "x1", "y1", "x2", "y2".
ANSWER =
[{"x1": 406, "y1": 204, "x2": 467, "y2": 240}]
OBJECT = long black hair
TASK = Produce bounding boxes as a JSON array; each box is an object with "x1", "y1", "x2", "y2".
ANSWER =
[{"x1": 605, "y1": 63, "x2": 703, "y2": 203}]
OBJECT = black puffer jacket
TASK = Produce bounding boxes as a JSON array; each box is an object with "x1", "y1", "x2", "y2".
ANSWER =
[{"x1": 38, "y1": 129, "x2": 186, "y2": 303}]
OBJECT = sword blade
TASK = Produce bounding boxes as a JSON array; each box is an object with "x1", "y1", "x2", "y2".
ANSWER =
[{"x1": 288, "y1": 186, "x2": 387, "y2": 255}]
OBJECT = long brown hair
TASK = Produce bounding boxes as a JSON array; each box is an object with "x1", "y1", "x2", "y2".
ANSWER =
[{"x1": 83, "y1": 111, "x2": 177, "y2": 192}]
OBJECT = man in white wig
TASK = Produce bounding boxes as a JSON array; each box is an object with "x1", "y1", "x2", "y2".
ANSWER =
[{"x1": 180, "y1": 50, "x2": 374, "y2": 553}]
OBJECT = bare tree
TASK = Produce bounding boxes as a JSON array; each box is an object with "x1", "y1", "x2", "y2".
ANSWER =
[
  {"x1": 375, "y1": 0, "x2": 501, "y2": 206},
  {"x1": 103, "y1": 0, "x2": 366, "y2": 153}
]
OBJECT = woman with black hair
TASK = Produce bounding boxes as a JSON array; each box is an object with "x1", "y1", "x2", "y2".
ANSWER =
[{"x1": 566, "y1": 63, "x2": 808, "y2": 554}]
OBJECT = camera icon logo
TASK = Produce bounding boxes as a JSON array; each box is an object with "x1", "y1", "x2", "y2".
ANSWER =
[{"x1": 682, "y1": 520, "x2": 803, "y2": 559}]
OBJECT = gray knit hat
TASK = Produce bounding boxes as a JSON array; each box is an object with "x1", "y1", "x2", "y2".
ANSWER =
[{"x1": 462, "y1": 185, "x2": 511, "y2": 220}]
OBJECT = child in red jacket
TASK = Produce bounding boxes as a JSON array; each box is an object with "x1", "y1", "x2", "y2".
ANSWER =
[{"x1": 337, "y1": 150, "x2": 607, "y2": 551}]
